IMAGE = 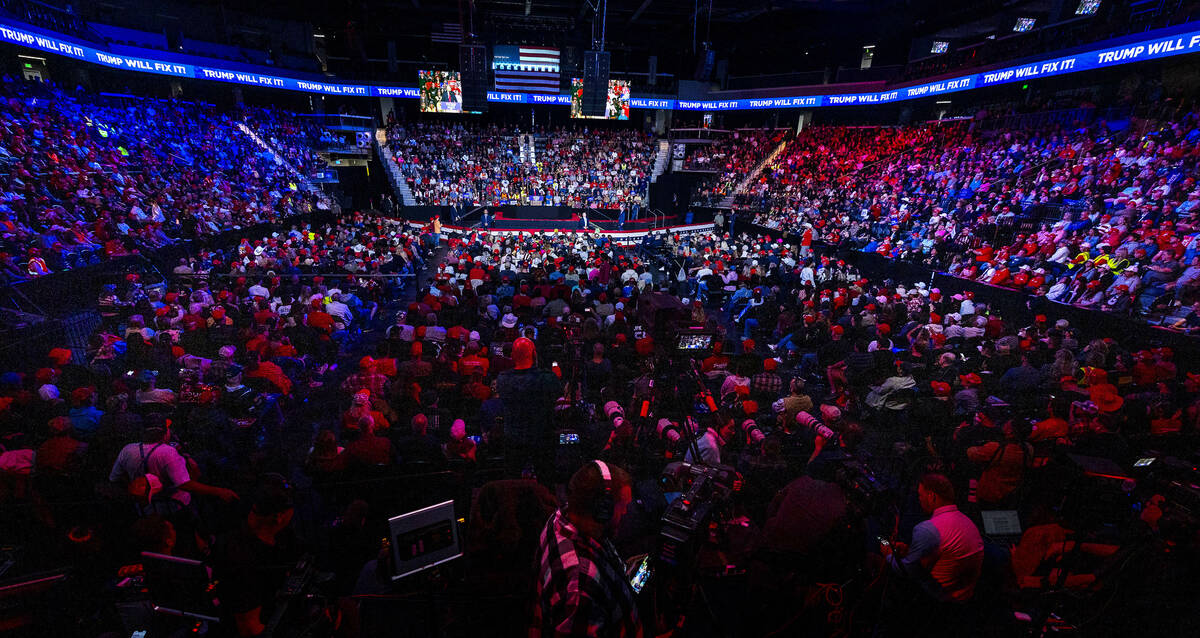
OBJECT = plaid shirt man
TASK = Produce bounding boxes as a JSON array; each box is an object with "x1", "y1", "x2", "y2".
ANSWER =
[
  {"x1": 750, "y1": 371, "x2": 784, "y2": 399},
  {"x1": 341, "y1": 371, "x2": 388, "y2": 397},
  {"x1": 532, "y1": 510, "x2": 643, "y2": 638}
]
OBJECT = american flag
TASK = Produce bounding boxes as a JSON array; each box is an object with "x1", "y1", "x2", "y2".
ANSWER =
[
  {"x1": 493, "y1": 45, "x2": 561, "y2": 94},
  {"x1": 431, "y1": 22, "x2": 463, "y2": 44}
]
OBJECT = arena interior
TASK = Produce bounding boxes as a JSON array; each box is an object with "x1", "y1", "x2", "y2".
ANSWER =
[{"x1": 2, "y1": 0, "x2": 1200, "y2": 636}]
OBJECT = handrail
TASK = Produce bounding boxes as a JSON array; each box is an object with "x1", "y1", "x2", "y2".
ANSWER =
[{"x1": 207, "y1": 272, "x2": 416, "y2": 278}]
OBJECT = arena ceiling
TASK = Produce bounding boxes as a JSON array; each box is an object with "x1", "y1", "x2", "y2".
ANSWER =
[
  {"x1": 277, "y1": 0, "x2": 1005, "y2": 77},
  {"x1": 76, "y1": 0, "x2": 1019, "y2": 78}
]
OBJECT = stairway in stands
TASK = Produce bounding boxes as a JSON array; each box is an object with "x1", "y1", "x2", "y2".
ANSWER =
[
  {"x1": 236, "y1": 122, "x2": 335, "y2": 210},
  {"x1": 716, "y1": 137, "x2": 789, "y2": 208},
  {"x1": 651, "y1": 138, "x2": 670, "y2": 183},
  {"x1": 375, "y1": 132, "x2": 417, "y2": 206},
  {"x1": 520, "y1": 134, "x2": 538, "y2": 164}
]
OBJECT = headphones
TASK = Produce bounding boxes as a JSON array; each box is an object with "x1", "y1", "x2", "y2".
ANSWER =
[{"x1": 592, "y1": 460, "x2": 615, "y2": 524}]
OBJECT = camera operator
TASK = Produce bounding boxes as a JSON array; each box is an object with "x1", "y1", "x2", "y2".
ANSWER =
[
  {"x1": 211, "y1": 473, "x2": 301, "y2": 637},
  {"x1": 533, "y1": 461, "x2": 642, "y2": 638}
]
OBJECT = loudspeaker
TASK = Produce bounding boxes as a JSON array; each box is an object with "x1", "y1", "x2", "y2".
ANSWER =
[
  {"x1": 459, "y1": 44, "x2": 488, "y2": 112},
  {"x1": 581, "y1": 50, "x2": 610, "y2": 117}
]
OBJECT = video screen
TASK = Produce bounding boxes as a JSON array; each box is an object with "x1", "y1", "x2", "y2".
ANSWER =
[
  {"x1": 419, "y1": 70, "x2": 462, "y2": 113},
  {"x1": 395, "y1": 521, "x2": 455, "y2": 561},
  {"x1": 676, "y1": 333, "x2": 713, "y2": 352},
  {"x1": 570, "y1": 78, "x2": 630, "y2": 120},
  {"x1": 1013, "y1": 17, "x2": 1036, "y2": 32},
  {"x1": 607, "y1": 79, "x2": 630, "y2": 120},
  {"x1": 1075, "y1": 0, "x2": 1100, "y2": 15},
  {"x1": 387, "y1": 500, "x2": 462, "y2": 580},
  {"x1": 930, "y1": 41, "x2": 949, "y2": 54},
  {"x1": 570, "y1": 78, "x2": 592, "y2": 118}
]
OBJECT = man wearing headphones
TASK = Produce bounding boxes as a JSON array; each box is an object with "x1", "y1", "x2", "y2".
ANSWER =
[{"x1": 533, "y1": 460, "x2": 642, "y2": 637}]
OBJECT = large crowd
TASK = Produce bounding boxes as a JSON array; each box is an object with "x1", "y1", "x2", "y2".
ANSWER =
[
  {"x1": 0, "y1": 207, "x2": 1196, "y2": 636},
  {"x1": 241, "y1": 107, "x2": 329, "y2": 178},
  {"x1": 684, "y1": 128, "x2": 782, "y2": 207},
  {"x1": 1, "y1": 69, "x2": 1200, "y2": 636},
  {"x1": 743, "y1": 108, "x2": 1200, "y2": 326},
  {"x1": 0, "y1": 78, "x2": 325, "y2": 280},
  {"x1": 387, "y1": 122, "x2": 654, "y2": 209}
]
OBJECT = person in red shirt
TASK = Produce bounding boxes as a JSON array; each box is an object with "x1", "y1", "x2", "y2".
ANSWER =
[
  {"x1": 1029, "y1": 396, "x2": 1071, "y2": 444},
  {"x1": 701, "y1": 341, "x2": 730, "y2": 374},
  {"x1": 272, "y1": 336, "x2": 298, "y2": 359},
  {"x1": 342, "y1": 390, "x2": 391, "y2": 433},
  {"x1": 246, "y1": 353, "x2": 293, "y2": 395},
  {"x1": 342, "y1": 416, "x2": 394, "y2": 468},
  {"x1": 305, "y1": 301, "x2": 335, "y2": 336},
  {"x1": 342, "y1": 357, "x2": 389, "y2": 397},
  {"x1": 457, "y1": 342, "x2": 490, "y2": 378},
  {"x1": 988, "y1": 263, "x2": 1011, "y2": 287},
  {"x1": 180, "y1": 307, "x2": 206, "y2": 333},
  {"x1": 800, "y1": 227, "x2": 813, "y2": 258},
  {"x1": 36, "y1": 416, "x2": 87, "y2": 475},
  {"x1": 252, "y1": 302, "x2": 278, "y2": 326}
]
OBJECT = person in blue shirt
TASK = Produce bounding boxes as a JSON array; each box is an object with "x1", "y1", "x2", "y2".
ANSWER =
[
  {"x1": 496, "y1": 278, "x2": 515, "y2": 299},
  {"x1": 728, "y1": 282, "x2": 754, "y2": 321},
  {"x1": 68, "y1": 388, "x2": 105, "y2": 441}
]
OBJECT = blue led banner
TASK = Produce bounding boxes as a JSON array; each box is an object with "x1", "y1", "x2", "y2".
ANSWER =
[{"x1": 2, "y1": 17, "x2": 1200, "y2": 110}]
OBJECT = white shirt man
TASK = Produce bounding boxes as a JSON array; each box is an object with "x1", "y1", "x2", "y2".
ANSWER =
[
  {"x1": 110, "y1": 439, "x2": 193, "y2": 509},
  {"x1": 326, "y1": 295, "x2": 353, "y2": 326}
]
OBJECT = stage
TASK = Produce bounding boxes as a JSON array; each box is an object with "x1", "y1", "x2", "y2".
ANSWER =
[
  {"x1": 493, "y1": 207, "x2": 576, "y2": 221},
  {"x1": 405, "y1": 219, "x2": 717, "y2": 244}
]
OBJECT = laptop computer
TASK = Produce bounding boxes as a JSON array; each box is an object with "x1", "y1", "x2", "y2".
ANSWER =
[{"x1": 981, "y1": 509, "x2": 1023, "y2": 546}]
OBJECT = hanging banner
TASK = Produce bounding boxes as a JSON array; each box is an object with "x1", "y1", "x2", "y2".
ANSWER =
[{"x1": 3, "y1": 17, "x2": 1200, "y2": 110}]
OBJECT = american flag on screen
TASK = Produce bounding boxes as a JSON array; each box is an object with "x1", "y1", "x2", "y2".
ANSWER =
[
  {"x1": 431, "y1": 22, "x2": 463, "y2": 44},
  {"x1": 493, "y1": 45, "x2": 561, "y2": 94}
]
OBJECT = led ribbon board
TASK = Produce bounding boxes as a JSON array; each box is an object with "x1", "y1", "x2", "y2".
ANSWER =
[{"x1": 2, "y1": 18, "x2": 1200, "y2": 109}]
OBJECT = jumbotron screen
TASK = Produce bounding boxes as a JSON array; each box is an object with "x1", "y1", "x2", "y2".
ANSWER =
[
  {"x1": 569, "y1": 78, "x2": 630, "y2": 120},
  {"x1": 418, "y1": 70, "x2": 462, "y2": 113}
]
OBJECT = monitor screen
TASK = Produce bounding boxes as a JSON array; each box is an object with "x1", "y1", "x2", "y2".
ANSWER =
[
  {"x1": 571, "y1": 78, "x2": 630, "y2": 120},
  {"x1": 676, "y1": 333, "x2": 713, "y2": 352},
  {"x1": 930, "y1": 41, "x2": 949, "y2": 54},
  {"x1": 1013, "y1": 17, "x2": 1036, "y2": 32},
  {"x1": 418, "y1": 70, "x2": 462, "y2": 113},
  {"x1": 140, "y1": 552, "x2": 219, "y2": 621},
  {"x1": 388, "y1": 500, "x2": 462, "y2": 580},
  {"x1": 1076, "y1": 0, "x2": 1100, "y2": 15},
  {"x1": 980, "y1": 510, "x2": 1022, "y2": 536}
]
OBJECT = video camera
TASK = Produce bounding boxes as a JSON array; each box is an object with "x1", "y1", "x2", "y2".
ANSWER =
[
  {"x1": 656, "y1": 462, "x2": 740, "y2": 571},
  {"x1": 811, "y1": 451, "x2": 890, "y2": 514}
]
